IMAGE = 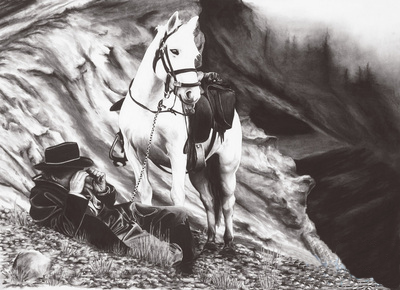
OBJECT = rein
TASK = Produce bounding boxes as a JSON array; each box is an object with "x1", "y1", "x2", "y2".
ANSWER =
[
  {"x1": 128, "y1": 78, "x2": 185, "y2": 116},
  {"x1": 131, "y1": 99, "x2": 164, "y2": 200}
]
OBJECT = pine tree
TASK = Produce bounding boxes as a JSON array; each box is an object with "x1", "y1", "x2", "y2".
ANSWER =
[
  {"x1": 321, "y1": 31, "x2": 331, "y2": 85},
  {"x1": 283, "y1": 36, "x2": 290, "y2": 64},
  {"x1": 291, "y1": 35, "x2": 298, "y2": 58},
  {"x1": 364, "y1": 63, "x2": 375, "y2": 87},
  {"x1": 344, "y1": 68, "x2": 349, "y2": 86},
  {"x1": 356, "y1": 66, "x2": 364, "y2": 84}
]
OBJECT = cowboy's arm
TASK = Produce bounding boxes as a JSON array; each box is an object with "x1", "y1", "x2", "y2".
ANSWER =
[
  {"x1": 95, "y1": 183, "x2": 117, "y2": 206},
  {"x1": 198, "y1": 71, "x2": 221, "y2": 86},
  {"x1": 29, "y1": 187, "x2": 88, "y2": 237},
  {"x1": 86, "y1": 168, "x2": 117, "y2": 206}
]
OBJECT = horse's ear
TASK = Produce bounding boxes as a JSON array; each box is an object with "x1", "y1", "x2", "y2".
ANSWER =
[
  {"x1": 166, "y1": 11, "x2": 180, "y2": 34},
  {"x1": 186, "y1": 16, "x2": 199, "y2": 33}
]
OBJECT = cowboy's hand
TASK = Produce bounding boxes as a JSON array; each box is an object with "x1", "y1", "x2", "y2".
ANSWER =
[
  {"x1": 86, "y1": 168, "x2": 107, "y2": 193},
  {"x1": 69, "y1": 170, "x2": 89, "y2": 195},
  {"x1": 204, "y1": 72, "x2": 220, "y2": 82}
]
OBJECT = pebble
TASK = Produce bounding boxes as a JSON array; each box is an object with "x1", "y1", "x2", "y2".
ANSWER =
[{"x1": 180, "y1": 277, "x2": 195, "y2": 283}]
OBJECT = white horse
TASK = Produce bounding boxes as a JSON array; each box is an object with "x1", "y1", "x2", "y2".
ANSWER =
[{"x1": 119, "y1": 12, "x2": 242, "y2": 251}]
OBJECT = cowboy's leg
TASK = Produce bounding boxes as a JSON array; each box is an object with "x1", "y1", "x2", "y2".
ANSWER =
[{"x1": 130, "y1": 203, "x2": 194, "y2": 264}]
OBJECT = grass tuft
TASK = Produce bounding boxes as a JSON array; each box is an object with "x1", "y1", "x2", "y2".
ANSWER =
[
  {"x1": 210, "y1": 270, "x2": 244, "y2": 289},
  {"x1": 60, "y1": 240, "x2": 76, "y2": 256},
  {"x1": 199, "y1": 267, "x2": 244, "y2": 289},
  {"x1": 74, "y1": 231, "x2": 89, "y2": 244},
  {"x1": 7, "y1": 266, "x2": 36, "y2": 286},
  {"x1": 89, "y1": 256, "x2": 114, "y2": 276},
  {"x1": 259, "y1": 273, "x2": 277, "y2": 289},
  {"x1": 128, "y1": 234, "x2": 175, "y2": 268},
  {"x1": 9, "y1": 206, "x2": 31, "y2": 227},
  {"x1": 44, "y1": 268, "x2": 65, "y2": 286},
  {"x1": 258, "y1": 248, "x2": 282, "y2": 289}
]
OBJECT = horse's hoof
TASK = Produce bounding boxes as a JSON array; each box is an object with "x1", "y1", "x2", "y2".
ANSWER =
[
  {"x1": 220, "y1": 244, "x2": 236, "y2": 256},
  {"x1": 203, "y1": 242, "x2": 218, "y2": 252}
]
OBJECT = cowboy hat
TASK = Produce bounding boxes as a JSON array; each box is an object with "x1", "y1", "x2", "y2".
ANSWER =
[{"x1": 34, "y1": 142, "x2": 94, "y2": 170}]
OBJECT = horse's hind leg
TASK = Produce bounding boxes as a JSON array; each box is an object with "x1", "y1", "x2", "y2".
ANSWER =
[
  {"x1": 219, "y1": 167, "x2": 237, "y2": 251},
  {"x1": 218, "y1": 118, "x2": 242, "y2": 251},
  {"x1": 189, "y1": 169, "x2": 218, "y2": 251}
]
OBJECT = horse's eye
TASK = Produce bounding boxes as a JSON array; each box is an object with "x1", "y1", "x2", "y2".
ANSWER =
[{"x1": 170, "y1": 49, "x2": 179, "y2": 55}]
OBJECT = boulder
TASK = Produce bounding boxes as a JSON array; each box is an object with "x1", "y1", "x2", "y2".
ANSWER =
[{"x1": 12, "y1": 250, "x2": 51, "y2": 281}]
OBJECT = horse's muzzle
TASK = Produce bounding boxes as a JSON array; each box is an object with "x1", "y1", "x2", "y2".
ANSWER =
[
  {"x1": 180, "y1": 90, "x2": 199, "y2": 115},
  {"x1": 183, "y1": 103, "x2": 196, "y2": 115}
]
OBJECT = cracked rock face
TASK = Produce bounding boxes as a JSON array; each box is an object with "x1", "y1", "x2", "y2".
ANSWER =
[{"x1": 234, "y1": 119, "x2": 320, "y2": 263}]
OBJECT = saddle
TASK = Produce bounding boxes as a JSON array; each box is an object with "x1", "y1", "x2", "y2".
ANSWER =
[
  {"x1": 185, "y1": 79, "x2": 236, "y2": 171},
  {"x1": 108, "y1": 78, "x2": 236, "y2": 172}
]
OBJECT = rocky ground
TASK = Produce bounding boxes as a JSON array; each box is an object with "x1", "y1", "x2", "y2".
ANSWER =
[{"x1": 0, "y1": 207, "x2": 388, "y2": 290}]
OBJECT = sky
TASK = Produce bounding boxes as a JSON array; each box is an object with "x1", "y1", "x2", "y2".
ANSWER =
[
  {"x1": 244, "y1": 0, "x2": 400, "y2": 86},
  {"x1": 244, "y1": 0, "x2": 400, "y2": 41}
]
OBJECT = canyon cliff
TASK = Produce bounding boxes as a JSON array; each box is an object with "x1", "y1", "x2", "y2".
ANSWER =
[{"x1": 199, "y1": 0, "x2": 400, "y2": 287}]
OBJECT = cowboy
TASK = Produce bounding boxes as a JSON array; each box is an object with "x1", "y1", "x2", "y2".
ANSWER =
[{"x1": 29, "y1": 142, "x2": 195, "y2": 273}]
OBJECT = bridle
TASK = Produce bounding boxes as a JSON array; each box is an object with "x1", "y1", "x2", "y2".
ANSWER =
[
  {"x1": 129, "y1": 24, "x2": 201, "y2": 116},
  {"x1": 153, "y1": 24, "x2": 201, "y2": 98}
]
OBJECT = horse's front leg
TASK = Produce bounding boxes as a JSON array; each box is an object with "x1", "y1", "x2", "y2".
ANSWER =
[{"x1": 168, "y1": 150, "x2": 187, "y2": 206}]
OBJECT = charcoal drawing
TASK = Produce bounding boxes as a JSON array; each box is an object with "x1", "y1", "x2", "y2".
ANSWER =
[{"x1": 0, "y1": 0, "x2": 399, "y2": 289}]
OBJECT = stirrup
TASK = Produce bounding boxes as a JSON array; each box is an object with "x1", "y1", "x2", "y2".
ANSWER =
[
  {"x1": 193, "y1": 143, "x2": 206, "y2": 171},
  {"x1": 109, "y1": 132, "x2": 128, "y2": 166}
]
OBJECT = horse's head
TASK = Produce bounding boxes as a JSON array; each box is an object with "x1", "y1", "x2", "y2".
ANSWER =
[{"x1": 153, "y1": 12, "x2": 202, "y2": 115}]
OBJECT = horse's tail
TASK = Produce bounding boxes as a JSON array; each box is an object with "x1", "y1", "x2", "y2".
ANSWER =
[{"x1": 205, "y1": 154, "x2": 223, "y2": 226}]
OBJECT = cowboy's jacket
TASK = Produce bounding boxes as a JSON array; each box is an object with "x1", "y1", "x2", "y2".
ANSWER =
[{"x1": 29, "y1": 175, "x2": 143, "y2": 252}]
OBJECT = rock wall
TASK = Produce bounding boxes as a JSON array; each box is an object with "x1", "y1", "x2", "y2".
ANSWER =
[
  {"x1": 0, "y1": 0, "x2": 330, "y2": 269},
  {"x1": 0, "y1": 0, "x2": 200, "y2": 207}
]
